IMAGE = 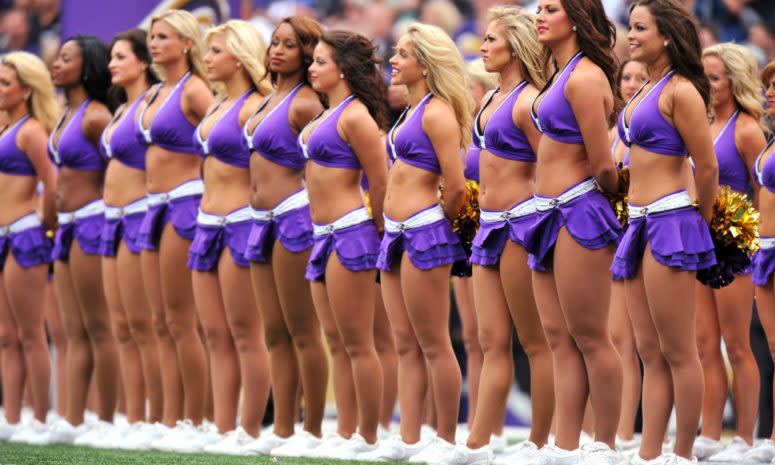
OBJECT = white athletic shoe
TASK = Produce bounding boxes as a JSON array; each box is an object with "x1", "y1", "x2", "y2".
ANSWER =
[
  {"x1": 707, "y1": 436, "x2": 752, "y2": 462},
  {"x1": 535, "y1": 444, "x2": 581, "y2": 465},
  {"x1": 408, "y1": 437, "x2": 456, "y2": 464},
  {"x1": 629, "y1": 453, "x2": 665, "y2": 465},
  {"x1": 166, "y1": 421, "x2": 222, "y2": 453},
  {"x1": 118, "y1": 422, "x2": 171, "y2": 451},
  {"x1": 437, "y1": 443, "x2": 493, "y2": 465},
  {"x1": 91, "y1": 421, "x2": 136, "y2": 449},
  {"x1": 73, "y1": 420, "x2": 113, "y2": 447},
  {"x1": 270, "y1": 430, "x2": 323, "y2": 457},
  {"x1": 9, "y1": 419, "x2": 49, "y2": 445},
  {"x1": 494, "y1": 440, "x2": 540, "y2": 465},
  {"x1": 360, "y1": 434, "x2": 431, "y2": 462},
  {"x1": 0, "y1": 420, "x2": 20, "y2": 441},
  {"x1": 243, "y1": 430, "x2": 290, "y2": 455},
  {"x1": 490, "y1": 434, "x2": 507, "y2": 454},
  {"x1": 691, "y1": 436, "x2": 723, "y2": 460},
  {"x1": 335, "y1": 433, "x2": 378, "y2": 460},
  {"x1": 581, "y1": 442, "x2": 627, "y2": 465},
  {"x1": 203, "y1": 426, "x2": 257, "y2": 455},
  {"x1": 662, "y1": 453, "x2": 697, "y2": 465},
  {"x1": 378, "y1": 425, "x2": 392, "y2": 441},
  {"x1": 150, "y1": 419, "x2": 202, "y2": 452},
  {"x1": 37, "y1": 419, "x2": 90, "y2": 445},
  {"x1": 742, "y1": 439, "x2": 775, "y2": 463},
  {"x1": 455, "y1": 425, "x2": 470, "y2": 444},
  {"x1": 616, "y1": 435, "x2": 642, "y2": 453}
]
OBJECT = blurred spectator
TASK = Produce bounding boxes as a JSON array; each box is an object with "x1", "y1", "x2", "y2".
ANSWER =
[
  {"x1": 747, "y1": 23, "x2": 775, "y2": 66},
  {"x1": 0, "y1": 8, "x2": 31, "y2": 52},
  {"x1": 698, "y1": 22, "x2": 721, "y2": 50},
  {"x1": 364, "y1": 1, "x2": 396, "y2": 63}
]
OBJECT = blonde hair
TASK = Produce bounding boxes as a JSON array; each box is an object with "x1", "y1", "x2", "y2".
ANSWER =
[
  {"x1": 406, "y1": 23, "x2": 473, "y2": 151},
  {"x1": 420, "y1": 0, "x2": 463, "y2": 36},
  {"x1": 703, "y1": 43, "x2": 766, "y2": 131},
  {"x1": 206, "y1": 20, "x2": 272, "y2": 96},
  {"x1": 465, "y1": 59, "x2": 498, "y2": 92},
  {"x1": 150, "y1": 10, "x2": 210, "y2": 88},
  {"x1": 487, "y1": 6, "x2": 546, "y2": 89},
  {"x1": 2, "y1": 51, "x2": 61, "y2": 133}
]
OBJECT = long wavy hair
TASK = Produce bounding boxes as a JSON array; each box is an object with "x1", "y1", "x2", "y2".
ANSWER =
[
  {"x1": 630, "y1": 0, "x2": 709, "y2": 106},
  {"x1": 406, "y1": 23, "x2": 473, "y2": 151},
  {"x1": 264, "y1": 16, "x2": 323, "y2": 87},
  {"x1": 703, "y1": 43, "x2": 766, "y2": 131},
  {"x1": 109, "y1": 28, "x2": 159, "y2": 104},
  {"x1": 2, "y1": 51, "x2": 61, "y2": 132},
  {"x1": 320, "y1": 30, "x2": 388, "y2": 131},
  {"x1": 488, "y1": 6, "x2": 546, "y2": 89},
  {"x1": 206, "y1": 20, "x2": 272, "y2": 96},
  {"x1": 149, "y1": 9, "x2": 210, "y2": 89}
]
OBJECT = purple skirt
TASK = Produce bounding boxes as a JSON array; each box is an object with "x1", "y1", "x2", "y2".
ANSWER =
[
  {"x1": 188, "y1": 219, "x2": 252, "y2": 271},
  {"x1": 470, "y1": 209, "x2": 535, "y2": 267},
  {"x1": 243, "y1": 205, "x2": 313, "y2": 264},
  {"x1": 524, "y1": 189, "x2": 622, "y2": 272},
  {"x1": 52, "y1": 214, "x2": 104, "y2": 262},
  {"x1": 610, "y1": 206, "x2": 716, "y2": 280},
  {"x1": 753, "y1": 246, "x2": 775, "y2": 286},
  {"x1": 100, "y1": 212, "x2": 145, "y2": 257},
  {"x1": 137, "y1": 195, "x2": 201, "y2": 251},
  {"x1": 0, "y1": 224, "x2": 51, "y2": 271},
  {"x1": 306, "y1": 221, "x2": 381, "y2": 282},
  {"x1": 376, "y1": 215, "x2": 466, "y2": 272}
]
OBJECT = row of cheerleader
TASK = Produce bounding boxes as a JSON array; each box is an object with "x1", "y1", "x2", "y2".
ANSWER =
[{"x1": 2, "y1": 0, "x2": 775, "y2": 464}]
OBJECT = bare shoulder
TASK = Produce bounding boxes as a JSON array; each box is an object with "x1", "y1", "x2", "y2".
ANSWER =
[
  {"x1": 182, "y1": 74, "x2": 212, "y2": 98},
  {"x1": 18, "y1": 117, "x2": 47, "y2": 140},
  {"x1": 340, "y1": 98, "x2": 375, "y2": 129},
  {"x1": 423, "y1": 97, "x2": 456, "y2": 127},
  {"x1": 567, "y1": 57, "x2": 609, "y2": 92},
  {"x1": 735, "y1": 112, "x2": 766, "y2": 144},
  {"x1": 289, "y1": 85, "x2": 323, "y2": 116},
  {"x1": 515, "y1": 83, "x2": 539, "y2": 114},
  {"x1": 239, "y1": 91, "x2": 264, "y2": 125},
  {"x1": 83, "y1": 100, "x2": 112, "y2": 129}
]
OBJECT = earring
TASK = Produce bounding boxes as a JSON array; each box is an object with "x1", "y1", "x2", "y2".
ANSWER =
[
  {"x1": 339, "y1": 73, "x2": 344, "y2": 79},
  {"x1": 24, "y1": 94, "x2": 29, "y2": 101},
  {"x1": 83, "y1": 74, "x2": 88, "y2": 81},
  {"x1": 512, "y1": 52, "x2": 516, "y2": 57},
  {"x1": 663, "y1": 40, "x2": 668, "y2": 47},
  {"x1": 422, "y1": 70, "x2": 427, "y2": 77},
  {"x1": 237, "y1": 62, "x2": 242, "y2": 68},
  {"x1": 182, "y1": 48, "x2": 188, "y2": 54},
  {"x1": 572, "y1": 25, "x2": 577, "y2": 32}
]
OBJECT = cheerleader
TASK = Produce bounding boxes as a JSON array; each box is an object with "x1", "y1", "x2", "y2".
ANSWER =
[
  {"x1": 0, "y1": 52, "x2": 59, "y2": 441},
  {"x1": 523, "y1": 0, "x2": 624, "y2": 462},
  {"x1": 612, "y1": 1, "x2": 718, "y2": 463},
  {"x1": 693, "y1": 42, "x2": 766, "y2": 461}
]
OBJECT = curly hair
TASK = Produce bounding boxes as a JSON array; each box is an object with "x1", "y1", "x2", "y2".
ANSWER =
[
  {"x1": 319, "y1": 30, "x2": 388, "y2": 131},
  {"x1": 264, "y1": 16, "x2": 323, "y2": 87}
]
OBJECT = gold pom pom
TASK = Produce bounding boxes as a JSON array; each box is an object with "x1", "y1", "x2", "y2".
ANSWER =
[
  {"x1": 602, "y1": 166, "x2": 630, "y2": 228},
  {"x1": 709, "y1": 185, "x2": 760, "y2": 255},
  {"x1": 451, "y1": 180, "x2": 480, "y2": 251},
  {"x1": 46, "y1": 228, "x2": 56, "y2": 239},
  {"x1": 364, "y1": 190, "x2": 372, "y2": 218}
]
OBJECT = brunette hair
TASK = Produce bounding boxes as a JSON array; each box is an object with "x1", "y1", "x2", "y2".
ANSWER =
[
  {"x1": 109, "y1": 28, "x2": 159, "y2": 104},
  {"x1": 614, "y1": 58, "x2": 646, "y2": 100},
  {"x1": 629, "y1": 0, "x2": 709, "y2": 105},
  {"x1": 65, "y1": 35, "x2": 113, "y2": 110},
  {"x1": 264, "y1": 16, "x2": 323, "y2": 87},
  {"x1": 319, "y1": 30, "x2": 388, "y2": 131}
]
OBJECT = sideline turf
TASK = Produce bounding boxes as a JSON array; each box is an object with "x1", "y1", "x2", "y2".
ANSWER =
[{"x1": 0, "y1": 442, "x2": 410, "y2": 465}]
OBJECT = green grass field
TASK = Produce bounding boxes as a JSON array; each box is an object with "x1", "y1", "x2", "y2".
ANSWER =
[{"x1": 0, "y1": 442, "x2": 411, "y2": 465}]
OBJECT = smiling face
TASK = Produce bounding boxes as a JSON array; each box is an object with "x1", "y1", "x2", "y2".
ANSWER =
[
  {"x1": 149, "y1": 19, "x2": 189, "y2": 66},
  {"x1": 109, "y1": 39, "x2": 146, "y2": 88},
  {"x1": 51, "y1": 40, "x2": 83, "y2": 88},
  {"x1": 481, "y1": 20, "x2": 513, "y2": 74},
  {"x1": 0, "y1": 64, "x2": 28, "y2": 112},
  {"x1": 702, "y1": 54, "x2": 732, "y2": 109},
  {"x1": 627, "y1": 5, "x2": 667, "y2": 65},
  {"x1": 535, "y1": 0, "x2": 573, "y2": 46},
  {"x1": 308, "y1": 42, "x2": 341, "y2": 94},
  {"x1": 388, "y1": 34, "x2": 425, "y2": 86},
  {"x1": 204, "y1": 33, "x2": 239, "y2": 83},
  {"x1": 619, "y1": 60, "x2": 647, "y2": 100},
  {"x1": 269, "y1": 22, "x2": 304, "y2": 76}
]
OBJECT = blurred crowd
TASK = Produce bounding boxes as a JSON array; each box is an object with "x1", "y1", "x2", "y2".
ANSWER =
[{"x1": 0, "y1": 0, "x2": 59, "y2": 64}]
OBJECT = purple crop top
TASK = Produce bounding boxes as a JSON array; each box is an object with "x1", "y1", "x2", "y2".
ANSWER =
[
  {"x1": 475, "y1": 82, "x2": 535, "y2": 162},
  {"x1": 618, "y1": 70, "x2": 687, "y2": 157},
  {"x1": 0, "y1": 115, "x2": 35, "y2": 176},
  {"x1": 464, "y1": 142, "x2": 479, "y2": 182},
  {"x1": 101, "y1": 94, "x2": 147, "y2": 171},
  {"x1": 246, "y1": 83, "x2": 306, "y2": 171},
  {"x1": 714, "y1": 111, "x2": 750, "y2": 193},
  {"x1": 387, "y1": 93, "x2": 440, "y2": 174},
  {"x1": 754, "y1": 137, "x2": 775, "y2": 194},
  {"x1": 194, "y1": 89, "x2": 253, "y2": 170},
  {"x1": 48, "y1": 99, "x2": 106, "y2": 171},
  {"x1": 136, "y1": 72, "x2": 197, "y2": 153},
  {"x1": 299, "y1": 95, "x2": 359, "y2": 170},
  {"x1": 531, "y1": 51, "x2": 584, "y2": 145}
]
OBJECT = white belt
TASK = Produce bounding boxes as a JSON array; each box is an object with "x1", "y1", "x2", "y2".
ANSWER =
[
  {"x1": 198, "y1": 206, "x2": 252, "y2": 226},
  {"x1": 535, "y1": 178, "x2": 598, "y2": 212},
  {"x1": 384, "y1": 205, "x2": 446, "y2": 233},
  {"x1": 760, "y1": 237, "x2": 775, "y2": 249},
  {"x1": 313, "y1": 207, "x2": 372, "y2": 236},
  {"x1": 251, "y1": 189, "x2": 309, "y2": 222},
  {"x1": 105, "y1": 198, "x2": 148, "y2": 220},
  {"x1": 147, "y1": 179, "x2": 204, "y2": 207},
  {"x1": 0, "y1": 213, "x2": 42, "y2": 236},
  {"x1": 628, "y1": 191, "x2": 692, "y2": 219},
  {"x1": 480, "y1": 199, "x2": 536, "y2": 223},
  {"x1": 58, "y1": 200, "x2": 105, "y2": 225}
]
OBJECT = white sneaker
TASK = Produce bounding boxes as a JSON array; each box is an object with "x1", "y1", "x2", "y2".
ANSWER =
[
  {"x1": 580, "y1": 432, "x2": 594, "y2": 446},
  {"x1": 306, "y1": 433, "x2": 350, "y2": 458},
  {"x1": 408, "y1": 437, "x2": 456, "y2": 464},
  {"x1": 743, "y1": 439, "x2": 775, "y2": 463},
  {"x1": 0, "y1": 421, "x2": 20, "y2": 441},
  {"x1": 91, "y1": 421, "x2": 135, "y2": 449},
  {"x1": 438, "y1": 443, "x2": 493, "y2": 465},
  {"x1": 166, "y1": 421, "x2": 222, "y2": 453},
  {"x1": 270, "y1": 430, "x2": 323, "y2": 457},
  {"x1": 39, "y1": 419, "x2": 90, "y2": 445},
  {"x1": 204, "y1": 426, "x2": 257, "y2": 455},
  {"x1": 360, "y1": 434, "x2": 430, "y2": 462},
  {"x1": 629, "y1": 453, "x2": 664, "y2": 465},
  {"x1": 119, "y1": 422, "x2": 171, "y2": 451},
  {"x1": 9, "y1": 419, "x2": 48, "y2": 444},
  {"x1": 707, "y1": 436, "x2": 751, "y2": 462},
  {"x1": 456, "y1": 425, "x2": 470, "y2": 444},
  {"x1": 535, "y1": 444, "x2": 580, "y2": 465},
  {"x1": 73, "y1": 420, "x2": 114, "y2": 447},
  {"x1": 494, "y1": 440, "x2": 540, "y2": 465},
  {"x1": 243, "y1": 430, "x2": 290, "y2": 455},
  {"x1": 616, "y1": 435, "x2": 641, "y2": 453},
  {"x1": 378, "y1": 425, "x2": 392, "y2": 441},
  {"x1": 662, "y1": 453, "x2": 697, "y2": 465},
  {"x1": 150, "y1": 419, "x2": 200, "y2": 452},
  {"x1": 581, "y1": 442, "x2": 627, "y2": 465},
  {"x1": 490, "y1": 434, "x2": 507, "y2": 454},
  {"x1": 691, "y1": 435, "x2": 723, "y2": 460},
  {"x1": 336, "y1": 433, "x2": 378, "y2": 460}
]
